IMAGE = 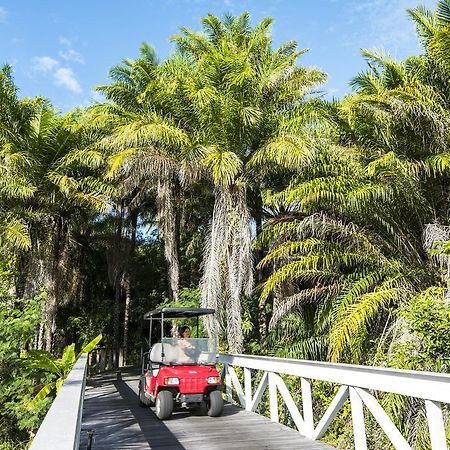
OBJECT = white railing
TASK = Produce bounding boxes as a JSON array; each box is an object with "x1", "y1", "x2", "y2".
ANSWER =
[
  {"x1": 219, "y1": 353, "x2": 450, "y2": 450},
  {"x1": 29, "y1": 354, "x2": 88, "y2": 450}
]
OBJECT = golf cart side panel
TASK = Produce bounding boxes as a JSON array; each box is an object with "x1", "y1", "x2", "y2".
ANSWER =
[{"x1": 144, "y1": 372, "x2": 157, "y2": 395}]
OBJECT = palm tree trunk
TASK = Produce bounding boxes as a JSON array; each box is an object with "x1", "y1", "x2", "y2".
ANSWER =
[
  {"x1": 122, "y1": 275, "x2": 131, "y2": 366},
  {"x1": 45, "y1": 216, "x2": 67, "y2": 352},
  {"x1": 157, "y1": 178, "x2": 180, "y2": 300},
  {"x1": 226, "y1": 186, "x2": 252, "y2": 353},
  {"x1": 201, "y1": 186, "x2": 253, "y2": 353},
  {"x1": 37, "y1": 320, "x2": 45, "y2": 350},
  {"x1": 200, "y1": 187, "x2": 229, "y2": 338},
  {"x1": 122, "y1": 209, "x2": 137, "y2": 366},
  {"x1": 113, "y1": 275, "x2": 122, "y2": 368},
  {"x1": 112, "y1": 202, "x2": 124, "y2": 368},
  {"x1": 253, "y1": 191, "x2": 267, "y2": 339}
]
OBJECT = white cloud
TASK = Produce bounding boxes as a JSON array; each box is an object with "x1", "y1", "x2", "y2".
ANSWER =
[
  {"x1": 32, "y1": 56, "x2": 59, "y2": 72},
  {"x1": 59, "y1": 36, "x2": 72, "y2": 47},
  {"x1": 59, "y1": 49, "x2": 84, "y2": 64},
  {"x1": 53, "y1": 68, "x2": 82, "y2": 94},
  {"x1": 0, "y1": 7, "x2": 7, "y2": 23},
  {"x1": 344, "y1": 0, "x2": 437, "y2": 56}
]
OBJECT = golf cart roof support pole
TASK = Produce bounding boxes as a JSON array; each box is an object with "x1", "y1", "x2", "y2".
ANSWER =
[
  {"x1": 161, "y1": 312, "x2": 164, "y2": 360},
  {"x1": 196, "y1": 316, "x2": 199, "y2": 338},
  {"x1": 149, "y1": 314, "x2": 153, "y2": 348}
]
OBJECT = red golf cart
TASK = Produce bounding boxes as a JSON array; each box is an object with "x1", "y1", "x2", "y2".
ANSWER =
[{"x1": 138, "y1": 307, "x2": 224, "y2": 420}]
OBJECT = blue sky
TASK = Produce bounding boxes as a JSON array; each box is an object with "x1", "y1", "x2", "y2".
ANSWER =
[{"x1": 0, "y1": 0, "x2": 437, "y2": 111}]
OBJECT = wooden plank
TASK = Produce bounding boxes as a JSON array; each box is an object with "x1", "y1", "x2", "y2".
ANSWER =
[{"x1": 79, "y1": 368, "x2": 335, "y2": 450}]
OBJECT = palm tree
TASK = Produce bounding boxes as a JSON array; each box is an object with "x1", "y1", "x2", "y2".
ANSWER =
[
  {"x1": 92, "y1": 43, "x2": 190, "y2": 301},
  {"x1": 0, "y1": 65, "x2": 39, "y2": 251},
  {"x1": 0, "y1": 66, "x2": 113, "y2": 350},
  {"x1": 0, "y1": 72, "x2": 111, "y2": 350},
  {"x1": 28, "y1": 110, "x2": 111, "y2": 351},
  {"x1": 171, "y1": 13, "x2": 326, "y2": 351},
  {"x1": 258, "y1": 1, "x2": 450, "y2": 362},
  {"x1": 257, "y1": 141, "x2": 436, "y2": 361}
]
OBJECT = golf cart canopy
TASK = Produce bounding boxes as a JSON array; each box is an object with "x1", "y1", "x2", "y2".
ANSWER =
[{"x1": 144, "y1": 307, "x2": 215, "y2": 320}]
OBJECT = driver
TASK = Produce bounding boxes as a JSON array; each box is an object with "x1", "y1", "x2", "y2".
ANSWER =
[{"x1": 178, "y1": 326, "x2": 194, "y2": 362}]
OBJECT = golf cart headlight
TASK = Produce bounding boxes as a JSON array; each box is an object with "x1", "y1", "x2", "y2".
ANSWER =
[
  {"x1": 207, "y1": 376, "x2": 220, "y2": 384},
  {"x1": 164, "y1": 377, "x2": 179, "y2": 385}
]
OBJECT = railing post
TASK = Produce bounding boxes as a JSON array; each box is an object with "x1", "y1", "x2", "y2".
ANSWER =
[
  {"x1": 99, "y1": 349, "x2": 106, "y2": 372},
  {"x1": 268, "y1": 372, "x2": 279, "y2": 423},
  {"x1": 119, "y1": 347, "x2": 124, "y2": 367},
  {"x1": 244, "y1": 368, "x2": 252, "y2": 411},
  {"x1": 425, "y1": 400, "x2": 447, "y2": 449},
  {"x1": 224, "y1": 363, "x2": 233, "y2": 403},
  {"x1": 350, "y1": 387, "x2": 367, "y2": 450},
  {"x1": 301, "y1": 377, "x2": 314, "y2": 438}
]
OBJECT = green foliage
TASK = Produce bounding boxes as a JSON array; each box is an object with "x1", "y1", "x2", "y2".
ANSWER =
[
  {"x1": 392, "y1": 287, "x2": 450, "y2": 368},
  {"x1": 24, "y1": 334, "x2": 102, "y2": 408},
  {"x1": 0, "y1": 293, "x2": 44, "y2": 447},
  {"x1": 157, "y1": 287, "x2": 200, "y2": 309},
  {"x1": 366, "y1": 288, "x2": 450, "y2": 448}
]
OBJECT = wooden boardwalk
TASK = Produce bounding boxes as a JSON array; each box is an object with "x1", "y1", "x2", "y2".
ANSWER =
[{"x1": 79, "y1": 368, "x2": 335, "y2": 450}]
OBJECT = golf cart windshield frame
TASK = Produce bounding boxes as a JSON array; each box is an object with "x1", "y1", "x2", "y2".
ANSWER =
[{"x1": 143, "y1": 307, "x2": 216, "y2": 369}]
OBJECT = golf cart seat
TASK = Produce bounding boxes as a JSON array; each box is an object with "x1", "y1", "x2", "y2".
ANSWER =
[{"x1": 150, "y1": 342, "x2": 180, "y2": 368}]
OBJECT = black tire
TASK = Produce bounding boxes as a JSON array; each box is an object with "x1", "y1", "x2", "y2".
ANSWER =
[
  {"x1": 155, "y1": 390, "x2": 173, "y2": 420},
  {"x1": 207, "y1": 390, "x2": 224, "y2": 417},
  {"x1": 138, "y1": 377, "x2": 153, "y2": 407}
]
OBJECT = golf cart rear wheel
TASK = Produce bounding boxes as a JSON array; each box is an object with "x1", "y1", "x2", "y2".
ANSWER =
[
  {"x1": 207, "y1": 390, "x2": 224, "y2": 417},
  {"x1": 138, "y1": 378, "x2": 153, "y2": 407},
  {"x1": 156, "y1": 390, "x2": 173, "y2": 420}
]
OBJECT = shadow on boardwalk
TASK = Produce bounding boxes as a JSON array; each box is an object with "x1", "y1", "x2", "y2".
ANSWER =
[{"x1": 80, "y1": 369, "x2": 186, "y2": 449}]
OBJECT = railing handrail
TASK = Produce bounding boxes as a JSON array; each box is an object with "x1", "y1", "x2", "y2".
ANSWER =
[
  {"x1": 29, "y1": 354, "x2": 88, "y2": 450},
  {"x1": 219, "y1": 353, "x2": 450, "y2": 403}
]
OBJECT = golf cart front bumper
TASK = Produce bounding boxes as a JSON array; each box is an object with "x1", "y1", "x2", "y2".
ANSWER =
[{"x1": 178, "y1": 393, "x2": 204, "y2": 403}]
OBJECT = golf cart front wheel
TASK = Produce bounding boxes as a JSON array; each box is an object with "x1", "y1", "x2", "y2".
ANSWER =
[
  {"x1": 156, "y1": 390, "x2": 173, "y2": 420},
  {"x1": 208, "y1": 390, "x2": 224, "y2": 417}
]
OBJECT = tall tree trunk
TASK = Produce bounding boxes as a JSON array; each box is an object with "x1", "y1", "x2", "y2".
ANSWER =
[
  {"x1": 113, "y1": 275, "x2": 122, "y2": 368},
  {"x1": 226, "y1": 186, "x2": 252, "y2": 353},
  {"x1": 24, "y1": 231, "x2": 47, "y2": 350},
  {"x1": 201, "y1": 186, "x2": 253, "y2": 353},
  {"x1": 253, "y1": 190, "x2": 267, "y2": 339},
  {"x1": 112, "y1": 202, "x2": 124, "y2": 368},
  {"x1": 200, "y1": 187, "x2": 229, "y2": 338},
  {"x1": 45, "y1": 216, "x2": 67, "y2": 352},
  {"x1": 122, "y1": 275, "x2": 131, "y2": 366},
  {"x1": 157, "y1": 178, "x2": 180, "y2": 300},
  {"x1": 36, "y1": 320, "x2": 45, "y2": 350},
  {"x1": 122, "y1": 209, "x2": 137, "y2": 366}
]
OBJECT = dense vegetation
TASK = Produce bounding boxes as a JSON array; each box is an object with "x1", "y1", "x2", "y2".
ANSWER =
[{"x1": 1, "y1": 2, "x2": 450, "y2": 448}]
